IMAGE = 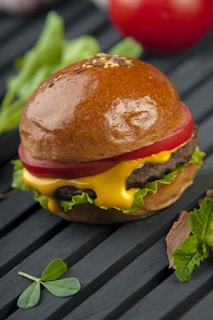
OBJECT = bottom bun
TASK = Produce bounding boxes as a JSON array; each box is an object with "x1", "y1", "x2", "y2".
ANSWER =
[{"x1": 52, "y1": 163, "x2": 197, "y2": 224}]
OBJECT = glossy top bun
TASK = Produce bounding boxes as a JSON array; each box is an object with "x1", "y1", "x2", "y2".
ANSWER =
[{"x1": 20, "y1": 53, "x2": 186, "y2": 162}]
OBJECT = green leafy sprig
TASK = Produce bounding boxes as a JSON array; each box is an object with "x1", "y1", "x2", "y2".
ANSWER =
[
  {"x1": 172, "y1": 197, "x2": 213, "y2": 282},
  {"x1": 0, "y1": 11, "x2": 142, "y2": 135},
  {"x1": 17, "y1": 259, "x2": 81, "y2": 309}
]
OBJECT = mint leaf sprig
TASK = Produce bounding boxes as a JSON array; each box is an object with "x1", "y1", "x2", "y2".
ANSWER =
[
  {"x1": 17, "y1": 258, "x2": 81, "y2": 309},
  {"x1": 172, "y1": 197, "x2": 213, "y2": 282}
]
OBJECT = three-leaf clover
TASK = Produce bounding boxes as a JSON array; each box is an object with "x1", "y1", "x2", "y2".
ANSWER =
[{"x1": 17, "y1": 258, "x2": 81, "y2": 309}]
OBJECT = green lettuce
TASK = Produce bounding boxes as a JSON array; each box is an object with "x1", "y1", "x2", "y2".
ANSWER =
[
  {"x1": 60, "y1": 193, "x2": 94, "y2": 212},
  {"x1": 12, "y1": 147, "x2": 205, "y2": 214},
  {"x1": 12, "y1": 159, "x2": 32, "y2": 191}
]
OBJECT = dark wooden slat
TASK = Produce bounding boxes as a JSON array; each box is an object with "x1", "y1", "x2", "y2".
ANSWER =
[
  {"x1": 0, "y1": 65, "x2": 16, "y2": 99},
  {"x1": 198, "y1": 116, "x2": 213, "y2": 154},
  {"x1": 180, "y1": 290, "x2": 213, "y2": 320},
  {"x1": 119, "y1": 261, "x2": 212, "y2": 320},
  {"x1": 0, "y1": 162, "x2": 14, "y2": 193},
  {"x1": 0, "y1": 208, "x2": 65, "y2": 276},
  {"x1": 168, "y1": 46, "x2": 213, "y2": 97},
  {"x1": 147, "y1": 51, "x2": 189, "y2": 74},
  {"x1": 0, "y1": 223, "x2": 113, "y2": 319},
  {"x1": 0, "y1": 15, "x2": 27, "y2": 42},
  {"x1": 62, "y1": 239, "x2": 169, "y2": 320},
  {"x1": 0, "y1": 130, "x2": 19, "y2": 165},
  {"x1": 0, "y1": 16, "x2": 45, "y2": 70},
  {"x1": 65, "y1": 4, "x2": 108, "y2": 39},
  {"x1": 147, "y1": 29, "x2": 213, "y2": 74},
  {"x1": 94, "y1": 23, "x2": 122, "y2": 51},
  {"x1": 0, "y1": 190, "x2": 35, "y2": 237},
  {"x1": 184, "y1": 76, "x2": 213, "y2": 122},
  {"x1": 56, "y1": 0, "x2": 92, "y2": 24}
]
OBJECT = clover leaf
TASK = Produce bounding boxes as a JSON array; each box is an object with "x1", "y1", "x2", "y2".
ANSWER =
[{"x1": 17, "y1": 258, "x2": 81, "y2": 309}]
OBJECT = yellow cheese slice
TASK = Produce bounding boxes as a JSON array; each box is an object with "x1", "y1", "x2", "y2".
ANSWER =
[{"x1": 23, "y1": 148, "x2": 178, "y2": 213}]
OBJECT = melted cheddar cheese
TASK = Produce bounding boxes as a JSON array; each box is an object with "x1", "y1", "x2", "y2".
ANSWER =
[{"x1": 23, "y1": 148, "x2": 179, "y2": 213}]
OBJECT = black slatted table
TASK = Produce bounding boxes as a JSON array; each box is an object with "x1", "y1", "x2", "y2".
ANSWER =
[{"x1": 0, "y1": 1, "x2": 213, "y2": 319}]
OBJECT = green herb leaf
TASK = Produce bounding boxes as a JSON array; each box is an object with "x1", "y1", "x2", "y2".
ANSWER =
[
  {"x1": 60, "y1": 192, "x2": 95, "y2": 212},
  {"x1": 172, "y1": 235, "x2": 210, "y2": 282},
  {"x1": 171, "y1": 196, "x2": 213, "y2": 282},
  {"x1": 107, "y1": 37, "x2": 143, "y2": 57},
  {"x1": 0, "y1": 11, "x2": 64, "y2": 135},
  {"x1": 189, "y1": 147, "x2": 205, "y2": 168},
  {"x1": 0, "y1": 11, "x2": 142, "y2": 136},
  {"x1": 41, "y1": 278, "x2": 81, "y2": 297},
  {"x1": 17, "y1": 259, "x2": 81, "y2": 309},
  {"x1": 34, "y1": 191, "x2": 49, "y2": 209},
  {"x1": 59, "y1": 35, "x2": 101, "y2": 69},
  {"x1": 41, "y1": 258, "x2": 67, "y2": 281},
  {"x1": 17, "y1": 282, "x2": 41, "y2": 309},
  {"x1": 11, "y1": 160, "x2": 32, "y2": 191},
  {"x1": 189, "y1": 198, "x2": 213, "y2": 247}
]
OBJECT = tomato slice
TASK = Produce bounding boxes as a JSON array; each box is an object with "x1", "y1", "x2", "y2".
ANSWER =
[
  {"x1": 112, "y1": 103, "x2": 194, "y2": 161},
  {"x1": 18, "y1": 144, "x2": 119, "y2": 179},
  {"x1": 19, "y1": 102, "x2": 194, "y2": 179}
]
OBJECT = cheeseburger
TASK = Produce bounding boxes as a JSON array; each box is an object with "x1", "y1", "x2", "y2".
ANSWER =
[{"x1": 12, "y1": 53, "x2": 204, "y2": 224}]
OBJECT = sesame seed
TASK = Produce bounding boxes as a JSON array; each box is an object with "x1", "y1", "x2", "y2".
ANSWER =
[
  {"x1": 75, "y1": 53, "x2": 133, "y2": 73},
  {"x1": 53, "y1": 74, "x2": 62, "y2": 81}
]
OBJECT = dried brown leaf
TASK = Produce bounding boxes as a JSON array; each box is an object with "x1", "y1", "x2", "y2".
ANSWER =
[
  {"x1": 166, "y1": 210, "x2": 191, "y2": 268},
  {"x1": 199, "y1": 189, "x2": 213, "y2": 205}
]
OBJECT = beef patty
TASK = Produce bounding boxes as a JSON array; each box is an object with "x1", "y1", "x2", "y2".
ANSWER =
[
  {"x1": 55, "y1": 128, "x2": 198, "y2": 201},
  {"x1": 126, "y1": 127, "x2": 198, "y2": 189}
]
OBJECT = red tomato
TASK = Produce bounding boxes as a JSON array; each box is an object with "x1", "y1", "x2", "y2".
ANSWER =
[
  {"x1": 18, "y1": 144, "x2": 119, "y2": 179},
  {"x1": 109, "y1": 0, "x2": 213, "y2": 53},
  {"x1": 19, "y1": 103, "x2": 194, "y2": 179},
  {"x1": 113, "y1": 103, "x2": 194, "y2": 161}
]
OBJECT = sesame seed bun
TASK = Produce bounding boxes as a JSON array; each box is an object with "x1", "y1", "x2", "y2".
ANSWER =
[{"x1": 20, "y1": 54, "x2": 186, "y2": 162}]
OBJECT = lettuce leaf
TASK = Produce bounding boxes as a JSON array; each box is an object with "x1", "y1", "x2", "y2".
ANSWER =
[
  {"x1": 11, "y1": 147, "x2": 205, "y2": 214},
  {"x1": 11, "y1": 160, "x2": 32, "y2": 191},
  {"x1": 60, "y1": 193, "x2": 94, "y2": 212},
  {"x1": 34, "y1": 191, "x2": 49, "y2": 209},
  {"x1": 189, "y1": 146, "x2": 205, "y2": 168}
]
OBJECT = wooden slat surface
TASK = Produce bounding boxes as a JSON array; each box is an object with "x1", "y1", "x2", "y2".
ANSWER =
[{"x1": 0, "y1": 0, "x2": 212, "y2": 319}]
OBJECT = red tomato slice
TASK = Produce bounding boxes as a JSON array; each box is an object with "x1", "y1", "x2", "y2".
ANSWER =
[
  {"x1": 18, "y1": 145, "x2": 119, "y2": 179},
  {"x1": 19, "y1": 103, "x2": 194, "y2": 179},
  {"x1": 112, "y1": 103, "x2": 194, "y2": 161}
]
